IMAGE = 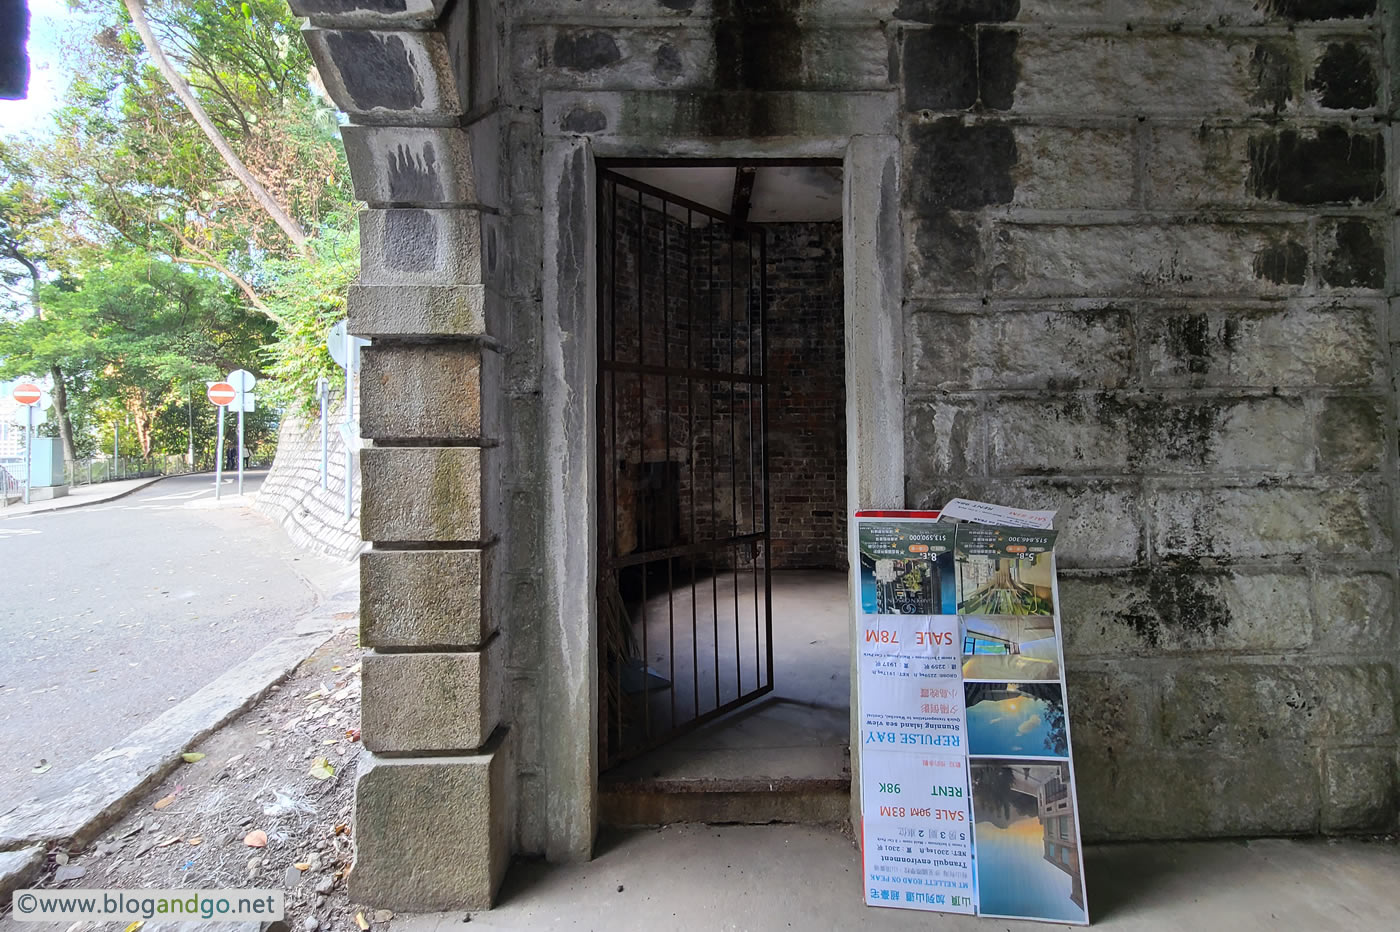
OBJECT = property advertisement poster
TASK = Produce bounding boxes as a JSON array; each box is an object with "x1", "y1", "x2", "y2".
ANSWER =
[{"x1": 855, "y1": 507, "x2": 1089, "y2": 925}]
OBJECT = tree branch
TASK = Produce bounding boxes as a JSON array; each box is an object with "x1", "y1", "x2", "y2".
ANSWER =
[{"x1": 122, "y1": 0, "x2": 309, "y2": 254}]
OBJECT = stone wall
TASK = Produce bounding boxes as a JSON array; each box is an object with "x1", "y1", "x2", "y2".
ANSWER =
[
  {"x1": 297, "y1": 0, "x2": 1400, "y2": 910},
  {"x1": 893, "y1": 0, "x2": 1398, "y2": 841},
  {"x1": 255, "y1": 398, "x2": 363, "y2": 562}
]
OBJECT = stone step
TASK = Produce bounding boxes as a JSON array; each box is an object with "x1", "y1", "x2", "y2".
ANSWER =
[{"x1": 600, "y1": 776, "x2": 850, "y2": 827}]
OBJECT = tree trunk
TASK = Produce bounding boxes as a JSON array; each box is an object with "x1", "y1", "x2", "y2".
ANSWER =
[
  {"x1": 122, "y1": 0, "x2": 310, "y2": 253},
  {"x1": 49, "y1": 365, "x2": 78, "y2": 465}
]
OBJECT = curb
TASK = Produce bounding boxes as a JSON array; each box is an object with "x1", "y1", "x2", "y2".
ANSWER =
[
  {"x1": 3, "y1": 474, "x2": 170, "y2": 517},
  {"x1": 0, "y1": 610, "x2": 356, "y2": 895}
]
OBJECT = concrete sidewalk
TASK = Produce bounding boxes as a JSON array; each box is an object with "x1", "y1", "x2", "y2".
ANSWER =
[
  {"x1": 400, "y1": 824, "x2": 1399, "y2": 931},
  {"x1": 0, "y1": 475, "x2": 170, "y2": 518}
]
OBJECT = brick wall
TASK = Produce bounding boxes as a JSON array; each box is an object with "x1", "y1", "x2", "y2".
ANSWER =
[{"x1": 763, "y1": 221, "x2": 846, "y2": 570}]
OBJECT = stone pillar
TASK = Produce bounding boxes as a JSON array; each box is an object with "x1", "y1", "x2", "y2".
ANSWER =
[{"x1": 292, "y1": 0, "x2": 513, "y2": 911}]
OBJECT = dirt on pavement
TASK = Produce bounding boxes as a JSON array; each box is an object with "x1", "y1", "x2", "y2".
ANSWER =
[{"x1": 2, "y1": 631, "x2": 381, "y2": 932}]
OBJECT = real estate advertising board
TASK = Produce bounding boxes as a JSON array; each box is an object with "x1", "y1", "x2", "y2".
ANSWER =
[{"x1": 855, "y1": 507, "x2": 1089, "y2": 925}]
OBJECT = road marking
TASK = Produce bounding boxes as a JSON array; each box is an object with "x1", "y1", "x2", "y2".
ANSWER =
[
  {"x1": 141, "y1": 490, "x2": 211, "y2": 502},
  {"x1": 0, "y1": 527, "x2": 41, "y2": 538}
]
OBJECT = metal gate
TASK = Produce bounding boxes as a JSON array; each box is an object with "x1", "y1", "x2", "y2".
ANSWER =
[{"x1": 597, "y1": 167, "x2": 772, "y2": 769}]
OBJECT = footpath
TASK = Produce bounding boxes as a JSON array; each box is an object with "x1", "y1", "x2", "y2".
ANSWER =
[{"x1": 1, "y1": 476, "x2": 170, "y2": 518}]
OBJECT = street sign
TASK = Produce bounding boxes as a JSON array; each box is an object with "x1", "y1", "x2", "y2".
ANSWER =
[
  {"x1": 239, "y1": 394, "x2": 256, "y2": 413},
  {"x1": 327, "y1": 321, "x2": 369, "y2": 372},
  {"x1": 226, "y1": 369, "x2": 256, "y2": 393},
  {"x1": 10, "y1": 405, "x2": 46, "y2": 426},
  {"x1": 207, "y1": 382, "x2": 237, "y2": 406},
  {"x1": 12, "y1": 382, "x2": 41, "y2": 406}
]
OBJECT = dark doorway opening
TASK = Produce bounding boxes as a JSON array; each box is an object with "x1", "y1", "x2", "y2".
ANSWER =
[{"x1": 596, "y1": 161, "x2": 848, "y2": 812}]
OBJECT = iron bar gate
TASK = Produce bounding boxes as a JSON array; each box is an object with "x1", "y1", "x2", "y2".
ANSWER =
[{"x1": 597, "y1": 167, "x2": 773, "y2": 769}]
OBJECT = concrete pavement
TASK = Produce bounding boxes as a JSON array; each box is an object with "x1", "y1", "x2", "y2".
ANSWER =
[
  {"x1": 399, "y1": 824, "x2": 1400, "y2": 931},
  {"x1": 0, "y1": 470, "x2": 347, "y2": 812}
]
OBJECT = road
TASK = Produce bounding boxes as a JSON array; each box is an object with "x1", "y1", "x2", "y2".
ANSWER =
[{"x1": 0, "y1": 471, "x2": 345, "y2": 813}]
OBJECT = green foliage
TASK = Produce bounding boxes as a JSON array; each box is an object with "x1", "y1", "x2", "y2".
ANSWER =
[
  {"x1": 260, "y1": 221, "x2": 357, "y2": 414},
  {"x1": 0, "y1": 0, "x2": 361, "y2": 459}
]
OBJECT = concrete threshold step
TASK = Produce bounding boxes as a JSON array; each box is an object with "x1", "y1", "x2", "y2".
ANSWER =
[{"x1": 600, "y1": 775, "x2": 850, "y2": 827}]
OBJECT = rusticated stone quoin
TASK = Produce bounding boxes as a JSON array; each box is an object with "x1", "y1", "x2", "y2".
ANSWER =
[
  {"x1": 361, "y1": 548, "x2": 493, "y2": 649},
  {"x1": 361, "y1": 643, "x2": 503, "y2": 752},
  {"x1": 350, "y1": 740, "x2": 511, "y2": 911}
]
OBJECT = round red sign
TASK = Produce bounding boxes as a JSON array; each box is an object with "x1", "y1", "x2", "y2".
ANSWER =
[
  {"x1": 207, "y1": 382, "x2": 237, "y2": 406},
  {"x1": 12, "y1": 383, "x2": 41, "y2": 406}
]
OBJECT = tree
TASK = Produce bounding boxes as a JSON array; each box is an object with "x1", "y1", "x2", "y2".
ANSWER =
[{"x1": 119, "y1": 0, "x2": 309, "y2": 252}]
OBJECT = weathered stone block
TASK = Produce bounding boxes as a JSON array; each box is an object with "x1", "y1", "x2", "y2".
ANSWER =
[
  {"x1": 360, "y1": 209, "x2": 504, "y2": 288},
  {"x1": 985, "y1": 393, "x2": 1312, "y2": 475},
  {"x1": 361, "y1": 446, "x2": 486, "y2": 542},
  {"x1": 361, "y1": 548, "x2": 493, "y2": 649},
  {"x1": 1316, "y1": 395, "x2": 1387, "y2": 472},
  {"x1": 907, "y1": 478, "x2": 1143, "y2": 567},
  {"x1": 1142, "y1": 305, "x2": 1384, "y2": 389},
  {"x1": 904, "y1": 209, "x2": 983, "y2": 295},
  {"x1": 1075, "y1": 746, "x2": 1321, "y2": 840},
  {"x1": 1307, "y1": 39, "x2": 1381, "y2": 110},
  {"x1": 287, "y1": 0, "x2": 447, "y2": 28},
  {"x1": 513, "y1": 23, "x2": 889, "y2": 97},
  {"x1": 991, "y1": 222, "x2": 1310, "y2": 297},
  {"x1": 360, "y1": 344, "x2": 499, "y2": 442},
  {"x1": 1061, "y1": 667, "x2": 1155, "y2": 755},
  {"x1": 1320, "y1": 218, "x2": 1386, "y2": 289},
  {"x1": 1322, "y1": 748, "x2": 1398, "y2": 833},
  {"x1": 341, "y1": 126, "x2": 484, "y2": 208},
  {"x1": 903, "y1": 398, "x2": 983, "y2": 479},
  {"x1": 1152, "y1": 479, "x2": 1391, "y2": 559},
  {"x1": 1061, "y1": 568, "x2": 1312, "y2": 656},
  {"x1": 1314, "y1": 571, "x2": 1396, "y2": 651},
  {"x1": 362, "y1": 642, "x2": 503, "y2": 752},
  {"x1": 1010, "y1": 126, "x2": 1136, "y2": 209},
  {"x1": 351, "y1": 742, "x2": 511, "y2": 910},
  {"x1": 541, "y1": 89, "x2": 899, "y2": 139},
  {"x1": 908, "y1": 308, "x2": 1133, "y2": 392},
  {"x1": 1160, "y1": 664, "x2": 1395, "y2": 748},
  {"x1": 304, "y1": 28, "x2": 461, "y2": 122},
  {"x1": 1009, "y1": 34, "x2": 1299, "y2": 116},
  {"x1": 348, "y1": 284, "x2": 498, "y2": 339},
  {"x1": 900, "y1": 27, "x2": 977, "y2": 111}
]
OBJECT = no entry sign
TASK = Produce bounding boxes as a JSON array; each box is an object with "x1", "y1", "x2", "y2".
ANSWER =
[
  {"x1": 207, "y1": 382, "x2": 237, "y2": 406},
  {"x1": 12, "y1": 382, "x2": 41, "y2": 405}
]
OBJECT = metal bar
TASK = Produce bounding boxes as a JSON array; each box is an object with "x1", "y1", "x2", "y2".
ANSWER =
[
  {"x1": 664, "y1": 199, "x2": 675, "y2": 731},
  {"x1": 749, "y1": 231, "x2": 760, "y2": 687},
  {"x1": 637, "y1": 185, "x2": 649, "y2": 742},
  {"x1": 760, "y1": 228, "x2": 774, "y2": 692},
  {"x1": 708, "y1": 215, "x2": 719, "y2": 713},
  {"x1": 729, "y1": 237, "x2": 740, "y2": 698},
  {"x1": 599, "y1": 359, "x2": 765, "y2": 384},
  {"x1": 606, "y1": 532, "x2": 768, "y2": 569},
  {"x1": 603, "y1": 157, "x2": 842, "y2": 169},
  {"x1": 687, "y1": 207, "x2": 699, "y2": 724}
]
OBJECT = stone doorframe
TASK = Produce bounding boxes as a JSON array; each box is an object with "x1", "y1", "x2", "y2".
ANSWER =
[{"x1": 538, "y1": 90, "x2": 906, "y2": 862}]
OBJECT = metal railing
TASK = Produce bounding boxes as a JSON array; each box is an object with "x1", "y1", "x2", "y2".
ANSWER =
[{"x1": 0, "y1": 463, "x2": 20, "y2": 506}]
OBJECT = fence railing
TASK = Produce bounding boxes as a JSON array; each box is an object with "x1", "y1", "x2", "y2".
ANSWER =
[{"x1": 0, "y1": 463, "x2": 20, "y2": 506}]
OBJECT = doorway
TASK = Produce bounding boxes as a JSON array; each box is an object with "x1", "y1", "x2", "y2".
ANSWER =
[{"x1": 595, "y1": 161, "x2": 849, "y2": 813}]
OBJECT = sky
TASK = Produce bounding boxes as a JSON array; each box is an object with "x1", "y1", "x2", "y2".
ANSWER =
[{"x1": 0, "y1": 0, "x2": 99, "y2": 138}]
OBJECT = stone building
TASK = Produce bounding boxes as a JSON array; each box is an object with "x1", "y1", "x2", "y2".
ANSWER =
[{"x1": 287, "y1": 0, "x2": 1399, "y2": 911}]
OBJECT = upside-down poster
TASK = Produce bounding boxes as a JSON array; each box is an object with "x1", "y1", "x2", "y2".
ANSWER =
[{"x1": 855, "y1": 507, "x2": 1089, "y2": 925}]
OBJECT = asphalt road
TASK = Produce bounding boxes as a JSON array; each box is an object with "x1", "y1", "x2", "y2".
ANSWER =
[{"x1": 0, "y1": 471, "x2": 343, "y2": 813}]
